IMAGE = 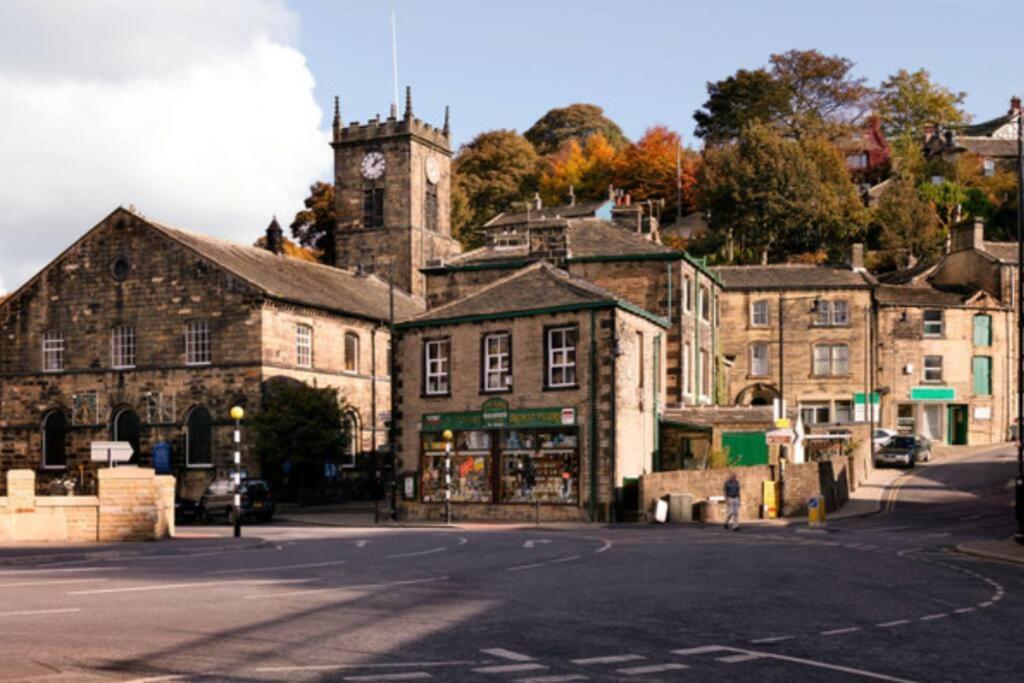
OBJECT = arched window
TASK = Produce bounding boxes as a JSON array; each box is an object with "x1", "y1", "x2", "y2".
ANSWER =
[
  {"x1": 186, "y1": 407, "x2": 213, "y2": 467},
  {"x1": 42, "y1": 410, "x2": 68, "y2": 469},
  {"x1": 111, "y1": 408, "x2": 141, "y2": 463},
  {"x1": 344, "y1": 332, "x2": 360, "y2": 373},
  {"x1": 341, "y1": 411, "x2": 359, "y2": 469}
]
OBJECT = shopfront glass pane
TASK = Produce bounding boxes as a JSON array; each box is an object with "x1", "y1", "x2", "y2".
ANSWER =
[
  {"x1": 499, "y1": 429, "x2": 578, "y2": 504},
  {"x1": 421, "y1": 431, "x2": 492, "y2": 503}
]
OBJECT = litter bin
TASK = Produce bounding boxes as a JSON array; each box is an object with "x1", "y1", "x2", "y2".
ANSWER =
[{"x1": 668, "y1": 492, "x2": 694, "y2": 523}]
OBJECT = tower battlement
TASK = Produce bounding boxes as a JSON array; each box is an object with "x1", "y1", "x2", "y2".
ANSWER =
[{"x1": 331, "y1": 87, "x2": 450, "y2": 151}]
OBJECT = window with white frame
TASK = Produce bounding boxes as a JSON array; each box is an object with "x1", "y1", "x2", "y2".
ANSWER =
[
  {"x1": 110, "y1": 325, "x2": 136, "y2": 369},
  {"x1": 846, "y1": 152, "x2": 869, "y2": 169},
  {"x1": 923, "y1": 310, "x2": 944, "y2": 337},
  {"x1": 344, "y1": 332, "x2": 360, "y2": 373},
  {"x1": 482, "y1": 332, "x2": 511, "y2": 392},
  {"x1": 682, "y1": 342, "x2": 691, "y2": 396},
  {"x1": 831, "y1": 300, "x2": 849, "y2": 325},
  {"x1": 813, "y1": 300, "x2": 849, "y2": 326},
  {"x1": 185, "y1": 320, "x2": 211, "y2": 365},
  {"x1": 546, "y1": 325, "x2": 578, "y2": 388},
  {"x1": 750, "y1": 343, "x2": 770, "y2": 377},
  {"x1": 800, "y1": 402, "x2": 831, "y2": 425},
  {"x1": 812, "y1": 343, "x2": 849, "y2": 376},
  {"x1": 424, "y1": 338, "x2": 451, "y2": 395},
  {"x1": 924, "y1": 355, "x2": 943, "y2": 382},
  {"x1": 750, "y1": 300, "x2": 769, "y2": 327},
  {"x1": 700, "y1": 349, "x2": 711, "y2": 398},
  {"x1": 296, "y1": 324, "x2": 313, "y2": 368},
  {"x1": 42, "y1": 330, "x2": 64, "y2": 372}
]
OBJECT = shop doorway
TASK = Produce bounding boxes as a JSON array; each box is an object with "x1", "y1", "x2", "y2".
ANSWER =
[
  {"x1": 947, "y1": 405, "x2": 968, "y2": 445},
  {"x1": 922, "y1": 405, "x2": 943, "y2": 443}
]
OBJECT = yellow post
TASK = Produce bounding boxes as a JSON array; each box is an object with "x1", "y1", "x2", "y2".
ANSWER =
[
  {"x1": 762, "y1": 481, "x2": 779, "y2": 519},
  {"x1": 808, "y1": 495, "x2": 826, "y2": 528}
]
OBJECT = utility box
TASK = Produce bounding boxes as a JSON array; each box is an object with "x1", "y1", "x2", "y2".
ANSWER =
[
  {"x1": 808, "y1": 495, "x2": 827, "y2": 527},
  {"x1": 668, "y1": 493, "x2": 694, "y2": 523}
]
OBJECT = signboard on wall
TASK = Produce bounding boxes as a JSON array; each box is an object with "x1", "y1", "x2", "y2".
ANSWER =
[
  {"x1": 422, "y1": 405, "x2": 577, "y2": 432},
  {"x1": 974, "y1": 406, "x2": 992, "y2": 421},
  {"x1": 853, "y1": 392, "x2": 880, "y2": 422},
  {"x1": 910, "y1": 387, "x2": 955, "y2": 401}
]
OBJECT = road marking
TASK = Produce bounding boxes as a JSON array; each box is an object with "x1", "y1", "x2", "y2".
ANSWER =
[
  {"x1": 355, "y1": 540, "x2": 371, "y2": 548},
  {"x1": 343, "y1": 674, "x2": 432, "y2": 682},
  {"x1": 0, "y1": 566, "x2": 124, "y2": 576},
  {"x1": 871, "y1": 526, "x2": 916, "y2": 533},
  {"x1": 248, "y1": 576, "x2": 450, "y2": 600},
  {"x1": 821, "y1": 627, "x2": 861, "y2": 636},
  {"x1": 514, "y1": 676, "x2": 587, "y2": 683},
  {"x1": 0, "y1": 578, "x2": 107, "y2": 588},
  {"x1": 749, "y1": 636, "x2": 794, "y2": 644},
  {"x1": 206, "y1": 559, "x2": 348, "y2": 575},
  {"x1": 123, "y1": 676, "x2": 187, "y2": 683},
  {"x1": 481, "y1": 649, "x2": 534, "y2": 662},
  {"x1": 978, "y1": 601, "x2": 993, "y2": 608},
  {"x1": 256, "y1": 660, "x2": 479, "y2": 673},
  {"x1": 954, "y1": 607, "x2": 976, "y2": 614},
  {"x1": 387, "y1": 547, "x2": 446, "y2": 559},
  {"x1": 456, "y1": 536, "x2": 469, "y2": 546},
  {"x1": 507, "y1": 555, "x2": 580, "y2": 572},
  {"x1": 0, "y1": 608, "x2": 81, "y2": 618},
  {"x1": 473, "y1": 663, "x2": 546, "y2": 674},
  {"x1": 671, "y1": 646, "x2": 729, "y2": 656},
  {"x1": 523, "y1": 540, "x2": 552, "y2": 549},
  {"x1": 68, "y1": 578, "x2": 313, "y2": 595},
  {"x1": 740, "y1": 649, "x2": 914, "y2": 682},
  {"x1": 594, "y1": 539, "x2": 612, "y2": 553},
  {"x1": 718, "y1": 653, "x2": 765, "y2": 663},
  {"x1": 920, "y1": 613, "x2": 948, "y2": 621},
  {"x1": 570, "y1": 655, "x2": 644, "y2": 665},
  {"x1": 617, "y1": 663, "x2": 688, "y2": 675},
  {"x1": 876, "y1": 620, "x2": 910, "y2": 628}
]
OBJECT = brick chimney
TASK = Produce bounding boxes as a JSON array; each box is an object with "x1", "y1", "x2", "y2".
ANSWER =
[
  {"x1": 949, "y1": 217, "x2": 985, "y2": 253},
  {"x1": 264, "y1": 216, "x2": 284, "y2": 255},
  {"x1": 1011, "y1": 96, "x2": 1021, "y2": 114}
]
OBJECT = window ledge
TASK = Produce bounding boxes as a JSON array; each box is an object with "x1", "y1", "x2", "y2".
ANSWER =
[
  {"x1": 185, "y1": 464, "x2": 214, "y2": 470},
  {"x1": 422, "y1": 393, "x2": 452, "y2": 399},
  {"x1": 480, "y1": 388, "x2": 513, "y2": 395},
  {"x1": 544, "y1": 384, "x2": 581, "y2": 392},
  {"x1": 40, "y1": 465, "x2": 67, "y2": 471},
  {"x1": 186, "y1": 362, "x2": 212, "y2": 367}
]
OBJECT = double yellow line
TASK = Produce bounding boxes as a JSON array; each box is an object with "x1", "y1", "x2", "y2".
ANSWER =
[{"x1": 881, "y1": 470, "x2": 916, "y2": 514}]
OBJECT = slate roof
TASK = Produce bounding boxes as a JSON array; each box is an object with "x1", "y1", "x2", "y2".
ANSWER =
[
  {"x1": 142, "y1": 212, "x2": 424, "y2": 321},
  {"x1": 875, "y1": 260, "x2": 936, "y2": 285},
  {"x1": 403, "y1": 261, "x2": 665, "y2": 327},
  {"x1": 714, "y1": 264, "x2": 873, "y2": 290},
  {"x1": 960, "y1": 111, "x2": 1018, "y2": 137},
  {"x1": 662, "y1": 406, "x2": 775, "y2": 428},
  {"x1": 954, "y1": 137, "x2": 1019, "y2": 158},
  {"x1": 875, "y1": 284, "x2": 974, "y2": 307},
  {"x1": 660, "y1": 212, "x2": 708, "y2": 240},
  {"x1": 981, "y1": 241, "x2": 1018, "y2": 264},
  {"x1": 484, "y1": 200, "x2": 609, "y2": 227}
]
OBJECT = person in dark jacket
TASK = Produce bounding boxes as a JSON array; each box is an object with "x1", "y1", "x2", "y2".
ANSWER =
[{"x1": 724, "y1": 473, "x2": 741, "y2": 531}]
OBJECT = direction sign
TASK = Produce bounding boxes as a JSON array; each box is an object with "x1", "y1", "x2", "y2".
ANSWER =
[
  {"x1": 90, "y1": 441, "x2": 134, "y2": 466},
  {"x1": 765, "y1": 428, "x2": 795, "y2": 446}
]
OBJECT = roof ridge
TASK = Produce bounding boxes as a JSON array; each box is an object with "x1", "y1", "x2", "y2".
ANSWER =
[{"x1": 409, "y1": 261, "x2": 550, "y2": 320}]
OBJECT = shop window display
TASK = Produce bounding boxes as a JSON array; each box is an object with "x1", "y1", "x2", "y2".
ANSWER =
[
  {"x1": 499, "y1": 429, "x2": 578, "y2": 504},
  {"x1": 421, "y1": 430, "x2": 492, "y2": 503}
]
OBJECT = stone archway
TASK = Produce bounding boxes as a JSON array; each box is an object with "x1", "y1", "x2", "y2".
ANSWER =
[{"x1": 735, "y1": 383, "x2": 780, "y2": 407}]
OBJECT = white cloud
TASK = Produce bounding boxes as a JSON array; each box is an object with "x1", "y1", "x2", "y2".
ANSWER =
[{"x1": 0, "y1": 0, "x2": 329, "y2": 293}]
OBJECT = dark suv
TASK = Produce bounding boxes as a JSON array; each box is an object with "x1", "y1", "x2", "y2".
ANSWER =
[{"x1": 199, "y1": 478, "x2": 275, "y2": 523}]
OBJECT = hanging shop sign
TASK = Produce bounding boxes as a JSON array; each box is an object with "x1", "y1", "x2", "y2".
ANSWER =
[
  {"x1": 423, "y1": 403, "x2": 577, "y2": 433},
  {"x1": 482, "y1": 397, "x2": 510, "y2": 428}
]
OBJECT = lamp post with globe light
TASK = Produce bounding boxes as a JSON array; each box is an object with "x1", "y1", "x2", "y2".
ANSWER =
[{"x1": 230, "y1": 406, "x2": 245, "y2": 538}]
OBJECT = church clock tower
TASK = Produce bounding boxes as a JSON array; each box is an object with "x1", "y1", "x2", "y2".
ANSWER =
[{"x1": 331, "y1": 87, "x2": 462, "y2": 298}]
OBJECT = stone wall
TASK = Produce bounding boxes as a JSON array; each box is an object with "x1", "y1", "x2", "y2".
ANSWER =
[{"x1": 0, "y1": 467, "x2": 173, "y2": 543}]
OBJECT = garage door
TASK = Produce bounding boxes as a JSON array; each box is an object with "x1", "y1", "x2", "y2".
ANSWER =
[{"x1": 721, "y1": 431, "x2": 768, "y2": 467}]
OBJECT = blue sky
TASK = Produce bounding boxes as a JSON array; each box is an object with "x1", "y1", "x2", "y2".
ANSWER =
[{"x1": 292, "y1": 0, "x2": 1024, "y2": 148}]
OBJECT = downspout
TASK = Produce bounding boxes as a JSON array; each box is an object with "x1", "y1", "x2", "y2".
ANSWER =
[
  {"x1": 694, "y1": 271, "x2": 701, "y2": 403},
  {"x1": 653, "y1": 334, "x2": 661, "y2": 471},
  {"x1": 589, "y1": 308, "x2": 598, "y2": 521},
  {"x1": 370, "y1": 327, "x2": 378, "y2": 456},
  {"x1": 711, "y1": 285, "x2": 718, "y2": 405},
  {"x1": 609, "y1": 309, "x2": 618, "y2": 522},
  {"x1": 666, "y1": 262, "x2": 673, "y2": 324}
]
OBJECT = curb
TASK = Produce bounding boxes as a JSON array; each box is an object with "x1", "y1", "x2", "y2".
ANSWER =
[
  {"x1": 954, "y1": 540, "x2": 1024, "y2": 566},
  {"x1": 0, "y1": 537, "x2": 272, "y2": 567}
]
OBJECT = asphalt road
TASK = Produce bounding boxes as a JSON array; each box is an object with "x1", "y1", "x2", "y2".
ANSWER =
[{"x1": 1, "y1": 445, "x2": 1021, "y2": 683}]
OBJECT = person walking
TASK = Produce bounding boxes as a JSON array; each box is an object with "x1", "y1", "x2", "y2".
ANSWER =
[{"x1": 724, "y1": 473, "x2": 741, "y2": 531}]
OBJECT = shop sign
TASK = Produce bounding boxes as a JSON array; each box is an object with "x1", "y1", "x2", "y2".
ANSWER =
[
  {"x1": 422, "y1": 406, "x2": 575, "y2": 432},
  {"x1": 765, "y1": 428, "x2": 795, "y2": 446},
  {"x1": 561, "y1": 408, "x2": 576, "y2": 426},
  {"x1": 910, "y1": 387, "x2": 955, "y2": 401},
  {"x1": 481, "y1": 397, "x2": 510, "y2": 428},
  {"x1": 974, "y1": 406, "x2": 992, "y2": 421},
  {"x1": 853, "y1": 392, "x2": 880, "y2": 422}
]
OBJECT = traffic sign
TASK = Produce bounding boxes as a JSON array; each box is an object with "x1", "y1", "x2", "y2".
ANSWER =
[
  {"x1": 90, "y1": 441, "x2": 134, "y2": 466},
  {"x1": 766, "y1": 428, "x2": 795, "y2": 446}
]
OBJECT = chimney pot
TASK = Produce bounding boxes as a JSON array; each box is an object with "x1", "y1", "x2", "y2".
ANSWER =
[
  {"x1": 1010, "y1": 96, "x2": 1021, "y2": 114},
  {"x1": 850, "y1": 243, "x2": 865, "y2": 270}
]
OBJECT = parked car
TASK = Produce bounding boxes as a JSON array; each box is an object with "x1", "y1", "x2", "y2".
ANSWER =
[
  {"x1": 873, "y1": 428, "x2": 898, "y2": 449},
  {"x1": 174, "y1": 495, "x2": 204, "y2": 525},
  {"x1": 874, "y1": 435, "x2": 931, "y2": 468},
  {"x1": 199, "y1": 478, "x2": 275, "y2": 523}
]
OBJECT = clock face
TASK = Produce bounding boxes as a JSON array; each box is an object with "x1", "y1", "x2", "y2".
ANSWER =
[
  {"x1": 361, "y1": 151, "x2": 386, "y2": 179},
  {"x1": 425, "y1": 156, "x2": 440, "y2": 185}
]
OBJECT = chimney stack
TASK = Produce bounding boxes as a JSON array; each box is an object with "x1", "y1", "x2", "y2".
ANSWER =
[
  {"x1": 568, "y1": 185, "x2": 576, "y2": 207},
  {"x1": 1011, "y1": 96, "x2": 1022, "y2": 114},
  {"x1": 533, "y1": 192, "x2": 543, "y2": 211},
  {"x1": 265, "y1": 216, "x2": 284, "y2": 255},
  {"x1": 850, "y1": 243, "x2": 865, "y2": 271},
  {"x1": 950, "y1": 217, "x2": 985, "y2": 253}
]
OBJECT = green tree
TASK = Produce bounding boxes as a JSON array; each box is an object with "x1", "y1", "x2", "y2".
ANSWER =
[
  {"x1": 525, "y1": 103, "x2": 627, "y2": 155},
  {"x1": 451, "y1": 130, "x2": 540, "y2": 249},
  {"x1": 876, "y1": 68, "x2": 968, "y2": 140},
  {"x1": 693, "y1": 68, "x2": 791, "y2": 142},
  {"x1": 873, "y1": 177, "x2": 943, "y2": 268},
  {"x1": 250, "y1": 382, "x2": 346, "y2": 504},
  {"x1": 697, "y1": 123, "x2": 867, "y2": 263},
  {"x1": 290, "y1": 182, "x2": 336, "y2": 265}
]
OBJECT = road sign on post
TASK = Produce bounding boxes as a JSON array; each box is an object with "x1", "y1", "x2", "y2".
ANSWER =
[{"x1": 90, "y1": 441, "x2": 134, "y2": 467}]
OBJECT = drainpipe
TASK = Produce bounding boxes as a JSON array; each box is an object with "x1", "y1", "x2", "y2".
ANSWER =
[
  {"x1": 589, "y1": 308, "x2": 598, "y2": 522},
  {"x1": 653, "y1": 334, "x2": 661, "y2": 470},
  {"x1": 609, "y1": 309, "x2": 618, "y2": 522},
  {"x1": 370, "y1": 327, "x2": 377, "y2": 456}
]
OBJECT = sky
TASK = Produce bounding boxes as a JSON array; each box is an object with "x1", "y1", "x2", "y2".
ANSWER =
[{"x1": 1, "y1": 0, "x2": 1022, "y2": 295}]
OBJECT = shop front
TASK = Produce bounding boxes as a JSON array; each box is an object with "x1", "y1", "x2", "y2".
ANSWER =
[
  {"x1": 411, "y1": 398, "x2": 587, "y2": 519},
  {"x1": 896, "y1": 387, "x2": 969, "y2": 445}
]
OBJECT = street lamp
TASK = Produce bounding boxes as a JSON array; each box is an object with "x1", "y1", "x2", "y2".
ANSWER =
[
  {"x1": 1015, "y1": 104, "x2": 1024, "y2": 545},
  {"x1": 442, "y1": 429, "x2": 453, "y2": 525},
  {"x1": 230, "y1": 405, "x2": 245, "y2": 539}
]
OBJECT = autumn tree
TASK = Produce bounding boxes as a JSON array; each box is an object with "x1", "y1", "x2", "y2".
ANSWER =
[
  {"x1": 697, "y1": 123, "x2": 867, "y2": 263},
  {"x1": 253, "y1": 234, "x2": 320, "y2": 263},
  {"x1": 876, "y1": 68, "x2": 968, "y2": 140},
  {"x1": 290, "y1": 181, "x2": 336, "y2": 265},
  {"x1": 451, "y1": 130, "x2": 540, "y2": 249},
  {"x1": 693, "y1": 68, "x2": 791, "y2": 142},
  {"x1": 537, "y1": 133, "x2": 617, "y2": 206},
  {"x1": 613, "y1": 126, "x2": 699, "y2": 218},
  {"x1": 525, "y1": 103, "x2": 627, "y2": 155},
  {"x1": 873, "y1": 177, "x2": 943, "y2": 269}
]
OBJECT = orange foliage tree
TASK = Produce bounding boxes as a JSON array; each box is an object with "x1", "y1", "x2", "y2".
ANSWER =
[
  {"x1": 612, "y1": 126, "x2": 699, "y2": 218},
  {"x1": 538, "y1": 133, "x2": 617, "y2": 206}
]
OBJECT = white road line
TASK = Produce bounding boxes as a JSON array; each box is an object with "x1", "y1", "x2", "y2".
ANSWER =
[
  {"x1": 920, "y1": 614, "x2": 948, "y2": 621},
  {"x1": 977, "y1": 601, "x2": 993, "y2": 608},
  {"x1": 733, "y1": 648, "x2": 915, "y2": 682},
  {"x1": 248, "y1": 576, "x2": 450, "y2": 600},
  {"x1": 0, "y1": 608, "x2": 81, "y2": 618},
  {"x1": 923, "y1": 532, "x2": 950, "y2": 538},
  {"x1": 0, "y1": 566, "x2": 124, "y2": 576},
  {"x1": 749, "y1": 636, "x2": 794, "y2": 644},
  {"x1": 343, "y1": 673, "x2": 432, "y2": 682},
  {"x1": 256, "y1": 660, "x2": 479, "y2": 673},
  {"x1": 876, "y1": 620, "x2": 910, "y2": 628},
  {"x1": 617, "y1": 663, "x2": 689, "y2": 675},
  {"x1": 481, "y1": 649, "x2": 535, "y2": 662},
  {"x1": 821, "y1": 627, "x2": 861, "y2": 636},
  {"x1": 473, "y1": 663, "x2": 547, "y2": 674},
  {"x1": 671, "y1": 646, "x2": 729, "y2": 656},
  {"x1": 456, "y1": 537, "x2": 469, "y2": 546},
  {"x1": 387, "y1": 547, "x2": 447, "y2": 559},
  {"x1": 355, "y1": 540, "x2": 371, "y2": 548},
  {"x1": 507, "y1": 555, "x2": 580, "y2": 572},
  {"x1": 570, "y1": 655, "x2": 644, "y2": 665},
  {"x1": 871, "y1": 526, "x2": 916, "y2": 533},
  {"x1": 514, "y1": 676, "x2": 587, "y2": 683},
  {"x1": 206, "y1": 559, "x2": 348, "y2": 575},
  {"x1": 0, "y1": 578, "x2": 107, "y2": 588},
  {"x1": 954, "y1": 607, "x2": 976, "y2": 614},
  {"x1": 594, "y1": 539, "x2": 612, "y2": 553},
  {"x1": 68, "y1": 578, "x2": 313, "y2": 596},
  {"x1": 717, "y1": 653, "x2": 765, "y2": 663}
]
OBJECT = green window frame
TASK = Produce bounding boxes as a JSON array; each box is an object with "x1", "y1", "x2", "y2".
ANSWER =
[
  {"x1": 972, "y1": 356, "x2": 992, "y2": 396},
  {"x1": 973, "y1": 314, "x2": 992, "y2": 346}
]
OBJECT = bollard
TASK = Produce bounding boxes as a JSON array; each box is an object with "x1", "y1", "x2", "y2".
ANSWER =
[{"x1": 808, "y1": 495, "x2": 826, "y2": 529}]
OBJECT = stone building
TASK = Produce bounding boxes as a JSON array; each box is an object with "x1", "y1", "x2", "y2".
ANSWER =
[
  {"x1": 0, "y1": 207, "x2": 421, "y2": 498},
  {"x1": 394, "y1": 262, "x2": 666, "y2": 521},
  {"x1": 925, "y1": 96, "x2": 1021, "y2": 174}
]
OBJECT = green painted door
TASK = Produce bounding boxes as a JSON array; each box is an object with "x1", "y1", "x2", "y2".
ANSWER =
[
  {"x1": 721, "y1": 431, "x2": 769, "y2": 467},
  {"x1": 946, "y1": 405, "x2": 968, "y2": 445}
]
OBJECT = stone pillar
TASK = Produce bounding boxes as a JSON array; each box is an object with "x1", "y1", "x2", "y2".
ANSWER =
[
  {"x1": 98, "y1": 467, "x2": 160, "y2": 542},
  {"x1": 7, "y1": 470, "x2": 36, "y2": 511},
  {"x1": 154, "y1": 475, "x2": 176, "y2": 539}
]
